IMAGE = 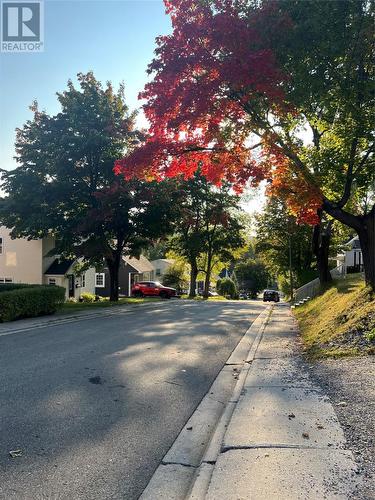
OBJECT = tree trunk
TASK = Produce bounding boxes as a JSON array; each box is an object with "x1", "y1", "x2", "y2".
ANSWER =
[
  {"x1": 312, "y1": 219, "x2": 332, "y2": 286},
  {"x1": 189, "y1": 261, "x2": 198, "y2": 298},
  {"x1": 323, "y1": 201, "x2": 375, "y2": 290},
  {"x1": 106, "y1": 254, "x2": 121, "y2": 302},
  {"x1": 357, "y1": 208, "x2": 375, "y2": 289},
  {"x1": 203, "y1": 253, "x2": 212, "y2": 299}
]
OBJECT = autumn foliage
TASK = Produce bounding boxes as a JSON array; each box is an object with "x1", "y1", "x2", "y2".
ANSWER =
[{"x1": 114, "y1": 1, "x2": 321, "y2": 224}]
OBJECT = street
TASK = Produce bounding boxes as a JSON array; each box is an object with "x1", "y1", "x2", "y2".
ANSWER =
[{"x1": 0, "y1": 300, "x2": 265, "y2": 500}]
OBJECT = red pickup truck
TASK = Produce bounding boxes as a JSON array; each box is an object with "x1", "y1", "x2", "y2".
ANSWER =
[{"x1": 131, "y1": 281, "x2": 177, "y2": 299}]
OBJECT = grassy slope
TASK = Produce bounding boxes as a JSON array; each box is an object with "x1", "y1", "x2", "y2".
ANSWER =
[{"x1": 294, "y1": 274, "x2": 375, "y2": 358}]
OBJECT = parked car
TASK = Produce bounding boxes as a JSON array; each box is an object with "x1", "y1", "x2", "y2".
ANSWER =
[
  {"x1": 263, "y1": 289, "x2": 280, "y2": 302},
  {"x1": 239, "y1": 292, "x2": 248, "y2": 300},
  {"x1": 131, "y1": 281, "x2": 176, "y2": 299}
]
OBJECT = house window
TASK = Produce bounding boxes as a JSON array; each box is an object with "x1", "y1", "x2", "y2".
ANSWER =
[
  {"x1": 48, "y1": 278, "x2": 57, "y2": 286},
  {"x1": 81, "y1": 273, "x2": 86, "y2": 288},
  {"x1": 0, "y1": 277, "x2": 13, "y2": 283},
  {"x1": 0, "y1": 237, "x2": 3, "y2": 254},
  {"x1": 95, "y1": 273, "x2": 105, "y2": 288},
  {"x1": 156, "y1": 268, "x2": 161, "y2": 276}
]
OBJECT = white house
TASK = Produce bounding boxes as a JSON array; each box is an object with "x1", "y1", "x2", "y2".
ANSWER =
[
  {"x1": 150, "y1": 258, "x2": 174, "y2": 280},
  {"x1": 0, "y1": 226, "x2": 96, "y2": 299},
  {"x1": 336, "y1": 236, "x2": 363, "y2": 271}
]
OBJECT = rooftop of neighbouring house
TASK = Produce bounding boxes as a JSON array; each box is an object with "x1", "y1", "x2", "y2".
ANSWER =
[
  {"x1": 124, "y1": 255, "x2": 154, "y2": 273},
  {"x1": 45, "y1": 259, "x2": 75, "y2": 275}
]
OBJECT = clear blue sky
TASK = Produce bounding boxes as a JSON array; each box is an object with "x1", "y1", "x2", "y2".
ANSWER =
[{"x1": 0, "y1": 0, "x2": 171, "y2": 171}]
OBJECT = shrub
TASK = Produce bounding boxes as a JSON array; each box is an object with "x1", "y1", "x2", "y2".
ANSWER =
[
  {"x1": 162, "y1": 263, "x2": 189, "y2": 293},
  {"x1": 79, "y1": 292, "x2": 96, "y2": 303},
  {"x1": 0, "y1": 285, "x2": 65, "y2": 322},
  {"x1": 365, "y1": 328, "x2": 375, "y2": 342},
  {"x1": 216, "y1": 278, "x2": 238, "y2": 299}
]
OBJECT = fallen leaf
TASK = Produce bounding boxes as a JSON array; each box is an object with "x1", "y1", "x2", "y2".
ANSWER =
[
  {"x1": 9, "y1": 449, "x2": 22, "y2": 458},
  {"x1": 186, "y1": 426, "x2": 193, "y2": 431},
  {"x1": 302, "y1": 432, "x2": 309, "y2": 439}
]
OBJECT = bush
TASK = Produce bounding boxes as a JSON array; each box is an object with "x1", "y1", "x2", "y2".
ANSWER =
[
  {"x1": 79, "y1": 292, "x2": 96, "y2": 303},
  {"x1": 216, "y1": 278, "x2": 238, "y2": 299},
  {"x1": 162, "y1": 263, "x2": 189, "y2": 293},
  {"x1": 0, "y1": 285, "x2": 65, "y2": 322}
]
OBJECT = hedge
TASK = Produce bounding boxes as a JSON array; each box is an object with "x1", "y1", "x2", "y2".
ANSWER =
[{"x1": 0, "y1": 285, "x2": 66, "y2": 322}]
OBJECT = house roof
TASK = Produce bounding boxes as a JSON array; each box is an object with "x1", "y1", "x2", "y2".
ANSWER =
[
  {"x1": 150, "y1": 258, "x2": 174, "y2": 265},
  {"x1": 44, "y1": 259, "x2": 75, "y2": 275},
  {"x1": 123, "y1": 255, "x2": 154, "y2": 273}
]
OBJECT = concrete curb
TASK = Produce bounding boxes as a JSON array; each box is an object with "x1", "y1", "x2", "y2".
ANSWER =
[{"x1": 139, "y1": 305, "x2": 272, "y2": 500}]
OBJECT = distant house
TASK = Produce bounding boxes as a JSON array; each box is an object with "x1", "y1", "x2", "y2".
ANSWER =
[
  {"x1": 150, "y1": 258, "x2": 174, "y2": 280},
  {"x1": 336, "y1": 236, "x2": 363, "y2": 272},
  {"x1": 0, "y1": 226, "x2": 96, "y2": 299},
  {"x1": 95, "y1": 255, "x2": 155, "y2": 297}
]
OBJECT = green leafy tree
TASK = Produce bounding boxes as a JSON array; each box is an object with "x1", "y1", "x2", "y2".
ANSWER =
[
  {"x1": 256, "y1": 197, "x2": 316, "y2": 291},
  {"x1": 144, "y1": 240, "x2": 168, "y2": 261},
  {"x1": 168, "y1": 173, "x2": 244, "y2": 298},
  {"x1": 234, "y1": 259, "x2": 269, "y2": 299},
  {"x1": 0, "y1": 73, "x2": 178, "y2": 301}
]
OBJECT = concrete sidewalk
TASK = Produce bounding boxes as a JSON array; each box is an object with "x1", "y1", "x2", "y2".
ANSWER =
[{"x1": 189, "y1": 304, "x2": 362, "y2": 499}]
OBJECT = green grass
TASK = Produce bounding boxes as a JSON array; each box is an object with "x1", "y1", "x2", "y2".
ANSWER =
[
  {"x1": 60, "y1": 297, "x2": 162, "y2": 314},
  {"x1": 294, "y1": 274, "x2": 375, "y2": 359},
  {"x1": 180, "y1": 294, "x2": 228, "y2": 301}
]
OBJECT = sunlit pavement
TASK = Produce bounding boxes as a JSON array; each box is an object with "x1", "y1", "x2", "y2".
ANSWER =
[
  {"x1": 0, "y1": 299, "x2": 265, "y2": 500},
  {"x1": 204, "y1": 304, "x2": 361, "y2": 499}
]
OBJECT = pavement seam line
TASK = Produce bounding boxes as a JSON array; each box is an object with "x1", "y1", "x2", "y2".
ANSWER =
[{"x1": 162, "y1": 461, "x2": 198, "y2": 468}]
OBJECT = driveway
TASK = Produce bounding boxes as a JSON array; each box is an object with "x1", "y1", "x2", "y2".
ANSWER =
[{"x1": 0, "y1": 300, "x2": 265, "y2": 499}]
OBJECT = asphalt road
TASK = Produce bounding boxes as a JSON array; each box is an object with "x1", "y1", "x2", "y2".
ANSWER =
[{"x1": 0, "y1": 300, "x2": 265, "y2": 500}]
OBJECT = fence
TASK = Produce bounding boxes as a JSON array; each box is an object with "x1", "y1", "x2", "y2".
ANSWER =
[{"x1": 294, "y1": 264, "x2": 346, "y2": 303}]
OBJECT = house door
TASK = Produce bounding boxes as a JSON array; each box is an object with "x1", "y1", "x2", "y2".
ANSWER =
[{"x1": 68, "y1": 275, "x2": 75, "y2": 297}]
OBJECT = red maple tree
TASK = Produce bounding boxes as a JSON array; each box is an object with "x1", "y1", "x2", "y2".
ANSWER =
[
  {"x1": 115, "y1": 1, "x2": 293, "y2": 192},
  {"x1": 115, "y1": 0, "x2": 374, "y2": 287}
]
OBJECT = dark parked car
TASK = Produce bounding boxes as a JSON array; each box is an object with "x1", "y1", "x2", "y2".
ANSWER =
[
  {"x1": 131, "y1": 281, "x2": 176, "y2": 299},
  {"x1": 263, "y1": 289, "x2": 280, "y2": 302}
]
